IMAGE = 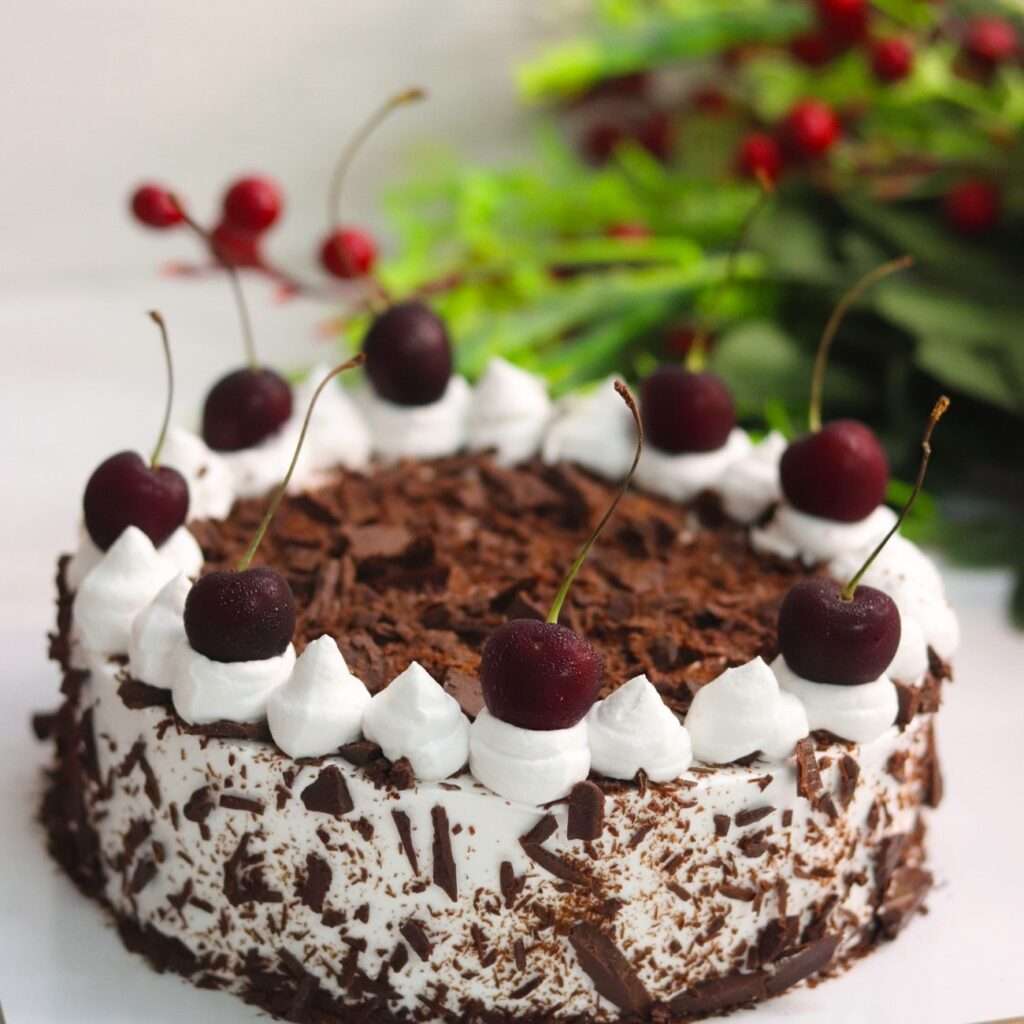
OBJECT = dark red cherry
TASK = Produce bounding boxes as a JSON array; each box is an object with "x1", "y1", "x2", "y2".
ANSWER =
[
  {"x1": 737, "y1": 132, "x2": 783, "y2": 183},
  {"x1": 130, "y1": 185, "x2": 183, "y2": 229},
  {"x1": 607, "y1": 222, "x2": 650, "y2": 241},
  {"x1": 871, "y1": 37, "x2": 914, "y2": 83},
  {"x1": 636, "y1": 111, "x2": 675, "y2": 161},
  {"x1": 781, "y1": 420, "x2": 888, "y2": 522},
  {"x1": 184, "y1": 567, "x2": 296, "y2": 663},
  {"x1": 222, "y1": 176, "x2": 283, "y2": 234},
  {"x1": 943, "y1": 179, "x2": 1000, "y2": 236},
  {"x1": 784, "y1": 99, "x2": 841, "y2": 158},
  {"x1": 965, "y1": 17, "x2": 1018, "y2": 68},
  {"x1": 363, "y1": 300, "x2": 452, "y2": 406},
  {"x1": 202, "y1": 367, "x2": 293, "y2": 452},
  {"x1": 778, "y1": 578, "x2": 900, "y2": 686},
  {"x1": 641, "y1": 366, "x2": 735, "y2": 454},
  {"x1": 83, "y1": 451, "x2": 188, "y2": 551},
  {"x1": 320, "y1": 227, "x2": 377, "y2": 278},
  {"x1": 582, "y1": 120, "x2": 625, "y2": 165},
  {"x1": 480, "y1": 619, "x2": 603, "y2": 730}
]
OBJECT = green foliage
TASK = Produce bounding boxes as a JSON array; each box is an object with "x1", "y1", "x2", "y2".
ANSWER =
[{"x1": 362, "y1": 0, "x2": 1024, "y2": 625}]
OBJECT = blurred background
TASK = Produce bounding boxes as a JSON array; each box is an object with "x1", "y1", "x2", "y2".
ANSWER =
[{"x1": 2, "y1": 3, "x2": 1023, "y2": 1021}]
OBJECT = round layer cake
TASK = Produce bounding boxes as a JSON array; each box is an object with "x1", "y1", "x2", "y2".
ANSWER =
[{"x1": 38, "y1": 361, "x2": 954, "y2": 1023}]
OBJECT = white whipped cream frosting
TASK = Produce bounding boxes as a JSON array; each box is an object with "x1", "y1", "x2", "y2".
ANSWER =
[
  {"x1": 67, "y1": 524, "x2": 202, "y2": 593},
  {"x1": 362, "y1": 662, "x2": 469, "y2": 781},
  {"x1": 685, "y1": 657, "x2": 809, "y2": 764},
  {"x1": 752, "y1": 503, "x2": 897, "y2": 566},
  {"x1": 360, "y1": 376, "x2": 471, "y2": 461},
  {"x1": 586, "y1": 674, "x2": 692, "y2": 782},
  {"x1": 828, "y1": 534, "x2": 959, "y2": 668},
  {"x1": 466, "y1": 358, "x2": 553, "y2": 466},
  {"x1": 636, "y1": 428, "x2": 752, "y2": 504},
  {"x1": 469, "y1": 708, "x2": 590, "y2": 805},
  {"x1": 129, "y1": 572, "x2": 190, "y2": 689},
  {"x1": 717, "y1": 430, "x2": 786, "y2": 523},
  {"x1": 159, "y1": 427, "x2": 236, "y2": 520},
  {"x1": 542, "y1": 377, "x2": 636, "y2": 481},
  {"x1": 772, "y1": 655, "x2": 898, "y2": 744},
  {"x1": 73, "y1": 526, "x2": 179, "y2": 656},
  {"x1": 173, "y1": 643, "x2": 296, "y2": 725},
  {"x1": 267, "y1": 636, "x2": 371, "y2": 759}
]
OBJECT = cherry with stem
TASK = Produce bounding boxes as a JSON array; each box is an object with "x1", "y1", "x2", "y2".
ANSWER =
[
  {"x1": 83, "y1": 311, "x2": 189, "y2": 551},
  {"x1": 320, "y1": 87, "x2": 426, "y2": 282},
  {"x1": 184, "y1": 354, "x2": 366, "y2": 663},
  {"x1": 781, "y1": 255, "x2": 913, "y2": 522},
  {"x1": 480, "y1": 382, "x2": 642, "y2": 731},
  {"x1": 778, "y1": 396, "x2": 950, "y2": 686}
]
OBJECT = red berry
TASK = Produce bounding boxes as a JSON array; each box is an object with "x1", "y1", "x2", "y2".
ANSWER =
[
  {"x1": 607, "y1": 222, "x2": 650, "y2": 241},
  {"x1": 130, "y1": 185, "x2": 182, "y2": 229},
  {"x1": 83, "y1": 451, "x2": 189, "y2": 551},
  {"x1": 781, "y1": 420, "x2": 889, "y2": 522},
  {"x1": 784, "y1": 99, "x2": 841, "y2": 158},
  {"x1": 816, "y1": 0, "x2": 869, "y2": 43},
  {"x1": 871, "y1": 37, "x2": 914, "y2": 83},
  {"x1": 943, "y1": 179, "x2": 1001, "y2": 236},
  {"x1": 185, "y1": 568, "x2": 296, "y2": 663},
  {"x1": 641, "y1": 366, "x2": 736, "y2": 454},
  {"x1": 737, "y1": 132, "x2": 783, "y2": 183},
  {"x1": 222, "y1": 176, "x2": 282, "y2": 234},
  {"x1": 210, "y1": 221, "x2": 263, "y2": 268},
  {"x1": 690, "y1": 85, "x2": 729, "y2": 115},
  {"x1": 480, "y1": 619, "x2": 603, "y2": 731},
  {"x1": 319, "y1": 227, "x2": 377, "y2": 278},
  {"x1": 789, "y1": 30, "x2": 837, "y2": 67},
  {"x1": 778, "y1": 579, "x2": 901, "y2": 686},
  {"x1": 965, "y1": 17, "x2": 1018, "y2": 68}
]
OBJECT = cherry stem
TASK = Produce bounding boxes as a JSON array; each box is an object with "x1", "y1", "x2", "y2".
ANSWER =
[
  {"x1": 237, "y1": 354, "x2": 367, "y2": 572},
  {"x1": 809, "y1": 254, "x2": 913, "y2": 433},
  {"x1": 687, "y1": 168, "x2": 774, "y2": 373},
  {"x1": 327, "y1": 86, "x2": 426, "y2": 231},
  {"x1": 170, "y1": 195, "x2": 260, "y2": 370},
  {"x1": 547, "y1": 382, "x2": 643, "y2": 625},
  {"x1": 841, "y1": 395, "x2": 950, "y2": 601},
  {"x1": 147, "y1": 311, "x2": 174, "y2": 469}
]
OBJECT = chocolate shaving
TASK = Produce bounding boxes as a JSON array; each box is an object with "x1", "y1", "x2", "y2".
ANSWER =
[
  {"x1": 713, "y1": 813, "x2": 731, "y2": 837},
  {"x1": 719, "y1": 883, "x2": 757, "y2": 902},
  {"x1": 520, "y1": 813, "x2": 557, "y2": 847},
  {"x1": 766, "y1": 934, "x2": 840, "y2": 995},
  {"x1": 430, "y1": 806, "x2": 458, "y2": 902},
  {"x1": 117, "y1": 677, "x2": 174, "y2": 711},
  {"x1": 735, "y1": 805, "x2": 774, "y2": 827},
  {"x1": 499, "y1": 861, "x2": 524, "y2": 908},
  {"x1": 119, "y1": 740, "x2": 161, "y2": 809},
  {"x1": 399, "y1": 919, "x2": 432, "y2": 962},
  {"x1": 223, "y1": 834, "x2": 282, "y2": 906},
  {"x1": 670, "y1": 969, "x2": 765, "y2": 1016},
  {"x1": 513, "y1": 938, "x2": 527, "y2": 972},
  {"x1": 837, "y1": 754, "x2": 860, "y2": 810},
  {"x1": 300, "y1": 765, "x2": 353, "y2": 818},
  {"x1": 129, "y1": 857, "x2": 158, "y2": 894},
  {"x1": 509, "y1": 976, "x2": 544, "y2": 1000},
  {"x1": 879, "y1": 866, "x2": 933, "y2": 938},
  {"x1": 569, "y1": 922, "x2": 651, "y2": 1015},
  {"x1": 391, "y1": 810, "x2": 419, "y2": 875},
  {"x1": 567, "y1": 781, "x2": 605, "y2": 841},
  {"x1": 795, "y1": 737, "x2": 823, "y2": 806},
  {"x1": 219, "y1": 794, "x2": 264, "y2": 816},
  {"x1": 298, "y1": 853, "x2": 332, "y2": 914},
  {"x1": 757, "y1": 915, "x2": 800, "y2": 963},
  {"x1": 337, "y1": 740, "x2": 382, "y2": 766}
]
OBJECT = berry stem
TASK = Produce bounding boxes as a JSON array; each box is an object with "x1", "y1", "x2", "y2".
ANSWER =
[
  {"x1": 146, "y1": 311, "x2": 174, "y2": 468},
  {"x1": 326, "y1": 87, "x2": 426, "y2": 231},
  {"x1": 237, "y1": 354, "x2": 366, "y2": 572},
  {"x1": 170, "y1": 195, "x2": 260, "y2": 370},
  {"x1": 841, "y1": 395, "x2": 950, "y2": 600},
  {"x1": 809, "y1": 255, "x2": 913, "y2": 433},
  {"x1": 687, "y1": 169, "x2": 773, "y2": 373},
  {"x1": 547, "y1": 382, "x2": 643, "y2": 625}
]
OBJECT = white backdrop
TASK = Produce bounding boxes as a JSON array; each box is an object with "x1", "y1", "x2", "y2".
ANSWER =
[{"x1": 2, "y1": 4, "x2": 1023, "y2": 1023}]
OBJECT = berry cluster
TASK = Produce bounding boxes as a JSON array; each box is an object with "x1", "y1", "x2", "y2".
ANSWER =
[{"x1": 128, "y1": 88, "x2": 425, "y2": 291}]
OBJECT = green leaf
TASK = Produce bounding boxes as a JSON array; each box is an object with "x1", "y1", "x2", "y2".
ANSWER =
[
  {"x1": 518, "y1": 4, "x2": 811, "y2": 101},
  {"x1": 710, "y1": 320, "x2": 867, "y2": 417}
]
